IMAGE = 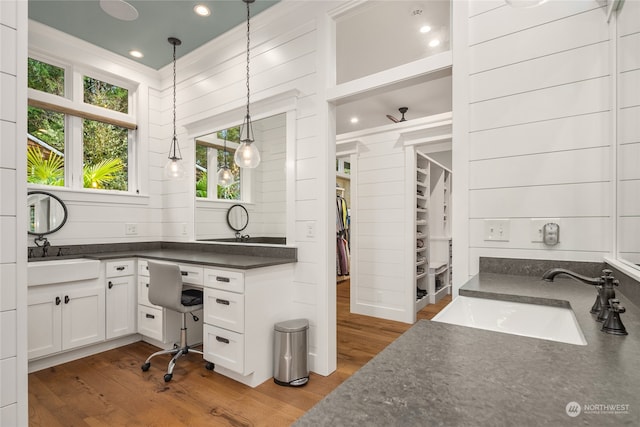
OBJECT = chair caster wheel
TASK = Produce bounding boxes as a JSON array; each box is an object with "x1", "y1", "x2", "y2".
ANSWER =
[
  {"x1": 205, "y1": 362, "x2": 215, "y2": 371},
  {"x1": 141, "y1": 362, "x2": 150, "y2": 372},
  {"x1": 164, "y1": 373, "x2": 173, "y2": 382}
]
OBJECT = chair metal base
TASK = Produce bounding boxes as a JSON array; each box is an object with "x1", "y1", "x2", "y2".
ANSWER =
[{"x1": 141, "y1": 312, "x2": 203, "y2": 382}]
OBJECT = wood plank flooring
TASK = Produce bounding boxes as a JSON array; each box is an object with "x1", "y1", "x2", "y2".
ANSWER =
[{"x1": 28, "y1": 281, "x2": 451, "y2": 426}]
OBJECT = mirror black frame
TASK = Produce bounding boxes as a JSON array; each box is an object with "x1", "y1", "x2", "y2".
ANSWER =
[
  {"x1": 27, "y1": 191, "x2": 68, "y2": 236},
  {"x1": 226, "y1": 204, "x2": 249, "y2": 232}
]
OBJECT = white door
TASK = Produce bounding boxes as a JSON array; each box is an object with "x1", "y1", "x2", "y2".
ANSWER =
[
  {"x1": 106, "y1": 276, "x2": 136, "y2": 339},
  {"x1": 27, "y1": 287, "x2": 62, "y2": 359},
  {"x1": 61, "y1": 282, "x2": 105, "y2": 350}
]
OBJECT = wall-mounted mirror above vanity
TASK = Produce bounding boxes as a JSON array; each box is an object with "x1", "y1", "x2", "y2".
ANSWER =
[
  {"x1": 27, "y1": 191, "x2": 68, "y2": 236},
  {"x1": 615, "y1": 1, "x2": 640, "y2": 269},
  {"x1": 194, "y1": 113, "x2": 287, "y2": 245}
]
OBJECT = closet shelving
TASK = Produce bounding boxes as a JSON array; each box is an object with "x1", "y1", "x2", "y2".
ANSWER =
[{"x1": 412, "y1": 150, "x2": 452, "y2": 312}]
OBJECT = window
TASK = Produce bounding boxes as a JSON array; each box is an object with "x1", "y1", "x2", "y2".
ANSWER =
[
  {"x1": 195, "y1": 128, "x2": 242, "y2": 200},
  {"x1": 27, "y1": 56, "x2": 136, "y2": 192}
]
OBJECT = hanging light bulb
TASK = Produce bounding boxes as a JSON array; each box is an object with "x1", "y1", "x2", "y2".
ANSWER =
[
  {"x1": 234, "y1": 0, "x2": 261, "y2": 169},
  {"x1": 164, "y1": 37, "x2": 185, "y2": 180},
  {"x1": 217, "y1": 130, "x2": 234, "y2": 187}
]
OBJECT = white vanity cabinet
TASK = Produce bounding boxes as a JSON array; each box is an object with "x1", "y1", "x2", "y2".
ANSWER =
[
  {"x1": 137, "y1": 259, "x2": 203, "y2": 346},
  {"x1": 202, "y1": 264, "x2": 293, "y2": 387},
  {"x1": 27, "y1": 280, "x2": 105, "y2": 360},
  {"x1": 105, "y1": 260, "x2": 137, "y2": 339}
]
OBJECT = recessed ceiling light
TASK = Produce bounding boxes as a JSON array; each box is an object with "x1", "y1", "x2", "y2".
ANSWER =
[
  {"x1": 99, "y1": 0, "x2": 139, "y2": 21},
  {"x1": 428, "y1": 39, "x2": 441, "y2": 48},
  {"x1": 194, "y1": 4, "x2": 211, "y2": 16},
  {"x1": 350, "y1": 117, "x2": 359, "y2": 124},
  {"x1": 419, "y1": 25, "x2": 431, "y2": 34},
  {"x1": 129, "y1": 50, "x2": 144, "y2": 58}
]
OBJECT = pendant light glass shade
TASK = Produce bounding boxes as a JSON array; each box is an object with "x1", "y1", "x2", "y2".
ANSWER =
[
  {"x1": 235, "y1": 0, "x2": 261, "y2": 169},
  {"x1": 217, "y1": 130, "x2": 234, "y2": 187},
  {"x1": 165, "y1": 37, "x2": 185, "y2": 180}
]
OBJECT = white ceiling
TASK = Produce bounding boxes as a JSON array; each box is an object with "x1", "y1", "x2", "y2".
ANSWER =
[{"x1": 334, "y1": 1, "x2": 452, "y2": 134}]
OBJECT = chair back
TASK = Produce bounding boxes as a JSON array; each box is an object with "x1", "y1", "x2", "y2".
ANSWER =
[{"x1": 148, "y1": 261, "x2": 184, "y2": 312}]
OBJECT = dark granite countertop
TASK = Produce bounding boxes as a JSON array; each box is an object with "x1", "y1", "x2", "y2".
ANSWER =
[
  {"x1": 295, "y1": 273, "x2": 640, "y2": 426},
  {"x1": 86, "y1": 249, "x2": 294, "y2": 269}
]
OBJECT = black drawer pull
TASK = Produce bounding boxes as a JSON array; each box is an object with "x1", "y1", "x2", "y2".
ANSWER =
[
  {"x1": 181, "y1": 271, "x2": 188, "y2": 276},
  {"x1": 145, "y1": 283, "x2": 149, "y2": 288},
  {"x1": 216, "y1": 276, "x2": 230, "y2": 283},
  {"x1": 108, "y1": 281, "x2": 114, "y2": 289},
  {"x1": 145, "y1": 313, "x2": 155, "y2": 319},
  {"x1": 116, "y1": 266, "x2": 126, "y2": 271},
  {"x1": 216, "y1": 336, "x2": 229, "y2": 344},
  {"x1": 55, "y1": 296, "x2": 61, "y2": 305},
  {"x1": 64, "y1": 295, "x2": 70, "y2": 304},
  {"x1": 215, "y1": 298, "x2": 230, "y2": 305}
]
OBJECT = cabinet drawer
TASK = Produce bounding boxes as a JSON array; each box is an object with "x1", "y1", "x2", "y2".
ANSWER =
[
  {"x1": 178, "y1": 264, "x2": 204, "y2": 286},
  {"x1": 203, "y1": 324, "x2": 245, "y2": 375},
  {"x1": 137, "y1": 277, "x2": 160, "y2": 309},
  {"x1": 204, "y1": 268, "x2": 244, "y2": 293},
  {"x1": 137, "y1": 305, "x2": 163, "y2": 342},
  {"x1": 204, "y1": 288, "x2": 244, "y2": 333},
  {"x1": 138, "y1": 260, "x2": 149, "y2": 277},
  {"x1": 106, "y1": 260, "x2": 135, "y2": 278}
]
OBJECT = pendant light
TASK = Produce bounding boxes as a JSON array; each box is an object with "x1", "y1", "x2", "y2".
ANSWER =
[
  {"x1": 217, "y1": 130, "x2": 234, "y2": 187},
  {"x1": 164, "y1": 37, "x2": 185, "y2": 180},
  {"x1": 234, "y1": 0, "x2": 261, "y2": 169}
]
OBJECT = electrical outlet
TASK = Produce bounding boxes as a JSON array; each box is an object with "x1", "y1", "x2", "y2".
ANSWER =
[
  {"x1": 530, "y1": 218, "x2": 560, "y2": 243},
  {"x1": 125, "y1": 223, "x2": 138, "y2": 235},
  {"x1": 484, "y1": 219, "x2": 510, "y2": 242},
  {"x1": 181, "y1": 223, "x2": 188, "y2": 235},
  {"x1": 306, "y1": 221, "x2": 315, "y2": 238}
]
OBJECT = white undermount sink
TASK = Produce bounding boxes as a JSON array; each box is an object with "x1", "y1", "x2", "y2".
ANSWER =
[
  {"x1": 28, "y1": 258, "x2": 100, "y2": 286},
  {"x1": 432, "y1": 296, "x2": 587, "y2": 346}
]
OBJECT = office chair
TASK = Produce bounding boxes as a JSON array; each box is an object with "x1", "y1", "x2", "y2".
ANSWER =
[{"x1": 140, "y1": 260, "x2": 206, "y2": 382}]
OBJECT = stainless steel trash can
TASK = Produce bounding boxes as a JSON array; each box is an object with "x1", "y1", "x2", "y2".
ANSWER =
[{"x1": 273, "y1": 318, "x2": 309, "y2": 386}]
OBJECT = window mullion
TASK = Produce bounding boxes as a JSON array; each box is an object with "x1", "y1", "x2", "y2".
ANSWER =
[
  {"x1": 208, "y1": 147, "x2": 218, "y2": 200},
  {"x1": 69, "y1": 115, "x2": 83, "y2": 190}
]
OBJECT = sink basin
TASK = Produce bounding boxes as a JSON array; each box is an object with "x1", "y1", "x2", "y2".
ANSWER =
[
  {"x1": 28, "y1": 258, "x2": 100, "y2": 286},
  {"x1": 432, "y1": 296, "x2": 587, "y2": 346}
]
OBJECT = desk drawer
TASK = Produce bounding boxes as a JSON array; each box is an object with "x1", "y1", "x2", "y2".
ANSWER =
[
  {"x1": 137, "y1": 305, "x2": 163, "y2": 341},
  {"x1": 106, "y1": 260, "x2": 135, "y2": 278},
  {"x1": 204, "y1": 324, "x2": 245, "y2": 375},
  {"x1": 204, "y1": 268, "x2": 244, "y2": 293},
  {"x1": 138, "y1": 260, "x2": 149, "y2": 277},
  {"x1": 178, "y1": 264, "x2": 204, "y2": 286},
  {"x1": 204, "y1": 288, "x2": 244, "y2": 333}
]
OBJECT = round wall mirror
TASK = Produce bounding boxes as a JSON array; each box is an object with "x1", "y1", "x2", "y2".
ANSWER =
[
  {"x1": 27, "y1": 191, "x2": 68, "y2": 236},
  {"x1": 226, "y1": 204, "x2": 249, "y2": 232}
]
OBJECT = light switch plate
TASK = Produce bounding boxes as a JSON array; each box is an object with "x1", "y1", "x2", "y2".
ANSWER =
[
  {"x1": 484, "y1": 219, "x2": 510, "y2": 242},
  {"x1": 125, "y1": 223, "x2": 137, "y2": 235}
]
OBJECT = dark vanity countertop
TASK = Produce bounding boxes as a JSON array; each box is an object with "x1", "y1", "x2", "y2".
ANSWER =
[
  {"x1": 295, "y1": 273, "x2": 640, "y2": 426},
  {"x1": 85, "y1": 249, "x2": 295, "y2": 269}
]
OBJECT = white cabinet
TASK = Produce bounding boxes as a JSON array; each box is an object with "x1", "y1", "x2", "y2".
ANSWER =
[
  {"x1": 136, "y1": 259, "x2": 203, "y2": 346},
  {"x1": 28, "y1": 280, "x2": 105, "y2": 360},
  {"x1": 202, "y1": 264, "x2": 293, "y2": 387},
  {"x1": 105, "y1": 260, "x2": 136, "y2": 339}
]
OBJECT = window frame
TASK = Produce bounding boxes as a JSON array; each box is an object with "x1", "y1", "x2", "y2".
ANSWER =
[{"x1": 27, "y1": 53, "x2": 139, "y2": 194}]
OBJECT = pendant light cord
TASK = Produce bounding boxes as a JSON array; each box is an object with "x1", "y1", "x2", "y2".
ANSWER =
[
  {"x1": 171, "y1": 41, "x2": 179, "y2": 159},
  {"x1": 245, "y1": 0, "x2": 251, "y2": 120}
]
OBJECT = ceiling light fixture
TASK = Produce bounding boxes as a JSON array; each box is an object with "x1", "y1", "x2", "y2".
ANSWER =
[
  {"x1": 194, "y1": 4, "x2": 211, "y2": 16},
  {"x1": 99, "y1": 0, "x2": 139, "y2": 21},
  {"x1": 419, "y1": 25, "x2": 431, "y2": 34},
  {"x1": 428, "y1": 39, "x2": 441, "y2": 48},
  {"x1": 350, "y1": 117, "x2": 359, "y2": 124},
  {"x1": 217, "y1": 130, "x2": 234, "y2": 187},
  {"x1": 165, "y1": 37, "x2": 185, "y2": 180},
  {"x1": 129, "y1": 50, "x2": 144, "y2": 58},
  {"x1": 234, "y1": 0, "x2": 261, "y2": 169}
]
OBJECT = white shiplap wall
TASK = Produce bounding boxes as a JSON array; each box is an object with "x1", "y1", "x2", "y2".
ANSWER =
[
  {"x1": 456, "y1": 0, "x2": 613, "y2": 280},
  {"x1": 0, "y1": 1, "x2": 26, "y2": 424},
  {"x1": 157, "y1": 2, "x2": 335, "y2": 374},
  {"x1": 618, "y1": 0, "x2": 640, "y2": 263}
]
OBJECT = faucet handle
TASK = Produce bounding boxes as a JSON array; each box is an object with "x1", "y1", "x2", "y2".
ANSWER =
[
  {"x1": 609, "y1": 299, "x2": 625, "y2": 314},
  {"x1": 602, "y1": 298, "x2": 628, "y2": 336}
]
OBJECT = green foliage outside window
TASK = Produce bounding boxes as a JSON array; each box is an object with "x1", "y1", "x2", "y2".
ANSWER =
[{"x1": 27, "y1": 57, "x2": 130, "y2": 191}]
